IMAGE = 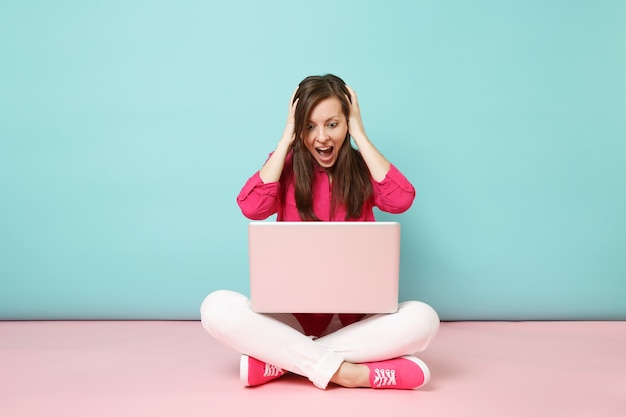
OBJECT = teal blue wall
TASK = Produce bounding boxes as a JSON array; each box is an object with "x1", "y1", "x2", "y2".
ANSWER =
[{"x1": 1, "y1": 1, "x2": 625, "y2": 320}]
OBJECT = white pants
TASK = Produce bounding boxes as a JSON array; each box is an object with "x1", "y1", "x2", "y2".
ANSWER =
[{"x1": 200, "y1": 289, "x2": 440, "y2": 389}]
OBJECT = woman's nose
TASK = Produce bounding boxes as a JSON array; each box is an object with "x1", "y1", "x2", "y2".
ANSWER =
[{"x1": 317, "y1": 127, "x2": 329, "y2": 141}]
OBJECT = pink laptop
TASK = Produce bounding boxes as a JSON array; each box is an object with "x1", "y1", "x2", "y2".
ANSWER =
[{"x1": 248, "y1": 222, "x2": 401, "y2": 314}]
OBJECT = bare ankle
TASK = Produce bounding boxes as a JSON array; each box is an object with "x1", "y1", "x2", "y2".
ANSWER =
[{"x1": 330, "y1": 362, "x2": 370, "y2": 388}]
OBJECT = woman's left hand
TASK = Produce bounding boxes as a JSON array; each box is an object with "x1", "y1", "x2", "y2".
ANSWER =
[
  {"x1": 345, "y1": 85, "x2": 390, "y2": 181},
  {"x1": 346, "y1": 85, "x2": 367, "y2": 141}
]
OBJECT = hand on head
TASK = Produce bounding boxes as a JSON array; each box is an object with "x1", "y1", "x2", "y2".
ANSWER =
[
  {"x1": 345, "y1": 85, "x2": 366, "y2": 141},
  {"x1": 282, "y1": 86, "x2": 299, "y2": 146}
]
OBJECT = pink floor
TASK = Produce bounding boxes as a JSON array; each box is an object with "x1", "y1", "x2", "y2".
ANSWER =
[{"x1": 1, "y1": 320, "x2": 624, "y2": 416}]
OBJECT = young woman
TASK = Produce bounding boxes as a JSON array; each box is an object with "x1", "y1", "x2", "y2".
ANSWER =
[{"x1": 201, "y1": 74, "x2": 439, "y2": 390}]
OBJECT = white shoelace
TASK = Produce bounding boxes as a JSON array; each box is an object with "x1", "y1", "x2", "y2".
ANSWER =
[
  {"x1": 263, "y1": 363, "x2": 283, "y2": 378},
  {"x1": 373, "y1": 368, "x2": 397, "y2": 387}
]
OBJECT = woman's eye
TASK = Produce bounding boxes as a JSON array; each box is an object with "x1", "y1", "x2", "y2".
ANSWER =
[
  {"x1": 328, "y1": 122, "x2": 337, "y2": 128},
  {"x1": 306, "y1": 125, "x2": 314, "y2": 130}
]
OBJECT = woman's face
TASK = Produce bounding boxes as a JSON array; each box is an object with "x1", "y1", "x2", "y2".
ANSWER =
[{"x1": 303, "y1": 97, "x2": 348, "y2": 169}]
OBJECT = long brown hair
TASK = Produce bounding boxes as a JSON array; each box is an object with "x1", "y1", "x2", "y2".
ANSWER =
[{"x1": 291, "y1": 74, "x2": 373, "y2": 220}]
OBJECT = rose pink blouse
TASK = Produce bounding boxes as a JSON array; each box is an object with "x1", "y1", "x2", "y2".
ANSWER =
[{"x1": 237, "y1": 152, "x2": 415, "y2": 221}]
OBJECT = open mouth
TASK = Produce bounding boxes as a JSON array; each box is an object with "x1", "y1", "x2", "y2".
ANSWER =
[{"x1": 316, "y1": 146, "x2": 334, "y2": 162}]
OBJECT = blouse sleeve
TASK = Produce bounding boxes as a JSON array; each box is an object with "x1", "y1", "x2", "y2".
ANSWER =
[
  {"x1": 372, "y1": 164, "x2": 416, "y2": 214},
  {"x1": 236, "y1": 171, "x2": 281, "y2": 220}
]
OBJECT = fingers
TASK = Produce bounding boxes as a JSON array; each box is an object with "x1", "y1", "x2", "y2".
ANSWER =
[
  {"x1": 288, "y1": 98, "x2": 299, "y2": 124},
  {"x1": 289, "y1": 85, "x2": 299, "y2": 105},
  {"x1": 345, "y1": 85, "x2": 366, "y2": 138},
  {"x1": 283, "y1": 87, "x2": 299, "y2": 145},
  {"x1": 346, "y1": 85, "x2": 357, "y2": 105},
  {"x1": 288, "y1": 86, "x2": 299, "y2": 117},
  {"x1": 345, "y1": 85, "x2": 360, "y2": 115}
]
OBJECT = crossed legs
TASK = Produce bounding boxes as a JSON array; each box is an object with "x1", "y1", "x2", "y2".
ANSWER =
[{"x1": 201, "y1": 290, "x2": 439, "y2": 389}]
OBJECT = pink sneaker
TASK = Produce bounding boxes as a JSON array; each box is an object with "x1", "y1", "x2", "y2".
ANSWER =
[
  {"x1": 364, "y1": 356, "x2": 430, "y2": 390},
  {"x1": 240, "y1": 355, "x2": 286, "y2": 387}
]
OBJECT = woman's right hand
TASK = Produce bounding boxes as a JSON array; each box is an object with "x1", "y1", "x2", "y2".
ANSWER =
[
  {"x1": 280, "y1": 86, "x2": 299, "y2": 146},
  {"x1": 259, "y1": 87, "x2": 299, "y2": 184}
]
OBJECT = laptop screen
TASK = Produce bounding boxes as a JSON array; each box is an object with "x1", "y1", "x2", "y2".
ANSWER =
[{"x1": 248, "y1": 222, "x2": 401, "y2": 314}]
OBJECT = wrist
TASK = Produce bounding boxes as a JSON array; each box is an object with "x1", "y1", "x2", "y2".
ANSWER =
[
  {"x1": 276, "y1": 136, "x2": 293, "y2": 151},
  {"x1": 350, "y1": 131, "x2": 369, "y2": 146}
]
